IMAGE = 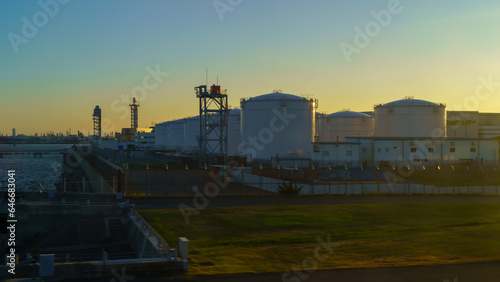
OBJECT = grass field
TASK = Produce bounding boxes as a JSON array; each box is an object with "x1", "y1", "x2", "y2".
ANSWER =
[{"x1": 139, "y1": 202, "x2": 500, "y2": 277}]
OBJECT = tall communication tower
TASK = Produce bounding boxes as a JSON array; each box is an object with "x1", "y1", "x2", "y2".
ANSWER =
[
  {"x1": 92, "y1": 105, "x2": 102, "y2": 138},
  {"x1": 195, "y1": 84, "x2": 229, "y2": 165},
  {"x1": 129, "y1": 97, "x2": 139, "y2": 128}
]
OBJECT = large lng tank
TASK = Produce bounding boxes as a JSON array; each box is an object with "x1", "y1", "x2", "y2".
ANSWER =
[
  {"x1": 374, "y1": 98, "x2": 446, "y2": 138},
  {"x1": 318, "y1": 110, "x2": 374, "y2": 142},
  {"x1": 240, "y1": 92, "x2": 317, "y2": 160}
]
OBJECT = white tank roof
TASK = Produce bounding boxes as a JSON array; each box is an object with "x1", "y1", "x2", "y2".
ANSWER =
[
  {"x1": 248, "y1": 92, "x2": 307, "y2": 101},
  {"x1": 378, "y1": 98, "x2": 442, "y2": 107},
  {"x1": 157, "y1": 118, "x2": 184, "y2": 125},
  {"x1": 326, "y1": 111, "x2": 371, "y2": 118},
  {"x1": 171, "y1": 118, "x2": 184, "y2": 123}
]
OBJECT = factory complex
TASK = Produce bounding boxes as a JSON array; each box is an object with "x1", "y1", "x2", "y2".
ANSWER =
[{"x1": 95, "y1": 87, "x2": 500, "y2": 168}]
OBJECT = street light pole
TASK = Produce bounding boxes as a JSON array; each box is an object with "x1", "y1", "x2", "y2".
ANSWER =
[
  {"x1": 311, "y1": 163, "x2": 315, "y2": 196},
  {"x1": 467, "y1": 166, "x2": 470, "y2": 194},
  {"x1": 185, "y1": 164, "x2": 189, "y2": 196},
  {"x1": 146, "y1": 163, "x2": 149, "y2": 197},
  {"x1": 241, "y1": 164, "x2": 245, "y2": 194},
  {"x1": 422, "y1": 165, "x2": 426, "y2": 195},
  {"x1": 437, "y1": 164, "x2": 441, "y2": 195},
  {"x1": 259, "y1": 163, "x2": 263, "y2": 190},
  {"x1": 377, "y1": 165, "x2": 380, "y2": 194},
  {"x1": 451, "y1": 165, "x2": 455, "y2": 194},
  {"x1": 344, "y1": 165, "x2": 348, "y2": 196},
  {"x1": 166, "y1": 163, "x2": 169, "y2": 196},
  {"x1": 278, "y1": 164, "x2": 281, "y2": 188},
  {"x1": 361, "y1": 165, "x2": 364, "y2": 194},
  {"x1": 407, "y1": 166, "x2": 411, "y2": 195},
  {"x1": 328, "y1": 165, "x2": 332, "y2": 195}
]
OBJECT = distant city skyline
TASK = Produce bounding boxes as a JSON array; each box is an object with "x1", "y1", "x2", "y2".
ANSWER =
[{"x1": 2, "y1": 0, "x2": 500, "y2": 135}]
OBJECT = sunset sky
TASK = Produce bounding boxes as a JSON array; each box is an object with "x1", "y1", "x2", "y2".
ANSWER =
[{"x1": 2, "y1": 0, "x2": 500, "y2": 135}]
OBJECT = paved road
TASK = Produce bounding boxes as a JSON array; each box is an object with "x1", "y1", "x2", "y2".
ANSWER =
[
  {"x1": 131, "y1": 195, "x2": 500, "y2": 210},
  {"x1": 83, "y1": 261, "x2": 500, "y2": 281},
  {"x1": 199, "y1": 261, "x2": 500, "y2": 282}
]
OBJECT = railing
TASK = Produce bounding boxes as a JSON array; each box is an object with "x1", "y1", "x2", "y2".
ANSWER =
[{"x1": 128, "y1": 206, "x2": 171, "y2": 258}]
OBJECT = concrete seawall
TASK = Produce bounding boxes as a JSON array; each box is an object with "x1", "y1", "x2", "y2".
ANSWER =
[
  {"x1": 0, "y1": 203, "x2": 183, "y2": 280},
  {"x1": 62, "y1": 147, "x2": 124, "y2": 194}
]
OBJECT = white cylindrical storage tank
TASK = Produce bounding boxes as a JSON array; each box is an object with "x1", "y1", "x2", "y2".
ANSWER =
[
  {"x1": 240, "y1": 92, "x2": 316, "y2": 160},
  {"x1": 184, "y1": 116, "x2": 200, "y2": 153},
  {"x1": 319, "y1": 111, "x2": 374, "y2": 142},
  {"x1": 374, "y1": 98, "x2": 446, "y2": 138},
  {"x1": 168, "y1": 119, "x2": 185, "y2": 151},
  {"x1": 228, "y1": 109, "x2": 241, "y2": 156},
  {"x1": 154, "y1": 121, "x2": 170, "y2": 150}
]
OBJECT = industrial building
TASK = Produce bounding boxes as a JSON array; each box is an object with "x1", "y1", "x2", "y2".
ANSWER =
[
  {"x1": 479, "y1": 113, "x2": 500, "y2": 139},
  {"x1": 312, "y1": 137, "x2": 498, "y2": 168},
  {"x1": 153, "y1": 91, "x2": 318, "y2": 162},
  {"x1": 136, "y1": 128, "x2": 155, "y2": 149},
  {"x1": 92, "y1": 106, "x2": 102, "y2": 138},
  {"x1": 312, "y1": 97, "x2": 500, "y2": 168},
  {"x1": 95, "y1": 88, "x2": 500, "y2": 169},
  {"x1": 154, "y1": 108, "x2": 241, "y2": 155},
  {"x1": 94, "y1": 97, "x2": 157, "y2": 150},
  {"x1": 446, "y1": 111, "x2": 478, "y2": 138}
]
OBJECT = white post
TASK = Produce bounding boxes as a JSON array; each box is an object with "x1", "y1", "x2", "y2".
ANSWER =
[{"x1": 178, "y1": 237, "x2": 190, "y2": 261}]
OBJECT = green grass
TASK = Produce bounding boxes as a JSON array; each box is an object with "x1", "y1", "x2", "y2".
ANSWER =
[{"x1": 139, "y1": 203, "x2": 500, "y2": 276}]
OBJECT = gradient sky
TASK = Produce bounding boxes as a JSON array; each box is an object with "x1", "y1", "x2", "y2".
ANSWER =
[{"x1": 2, "y1": 0, "x2": 500, "y2": 135}]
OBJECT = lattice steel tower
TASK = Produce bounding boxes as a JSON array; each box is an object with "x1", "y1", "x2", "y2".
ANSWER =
[
  {"x1": 92, "y1": 105, "x2": 102, "y2": 138},
  {"x1": 195, "y1": 84, "x2": 229, "y2": 165},
  {"x1": 129, "y1": 97, "x2": 139, "y2": 128}
]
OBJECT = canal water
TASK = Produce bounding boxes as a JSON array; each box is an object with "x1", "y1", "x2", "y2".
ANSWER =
[{"x1": 0, "y1": 144, "x2": 74, "y2": 191}]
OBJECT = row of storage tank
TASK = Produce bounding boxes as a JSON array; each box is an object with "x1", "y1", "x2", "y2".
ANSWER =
[
  {"x1": 155, "y1": 109, "x2": 242, "y2": 155},
  {"x1": 319, "y1": 98, "x2": 447, "y2": 141},
  {"x1": 155, "y1": 92, "x2": 448, "y2": 160}
]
